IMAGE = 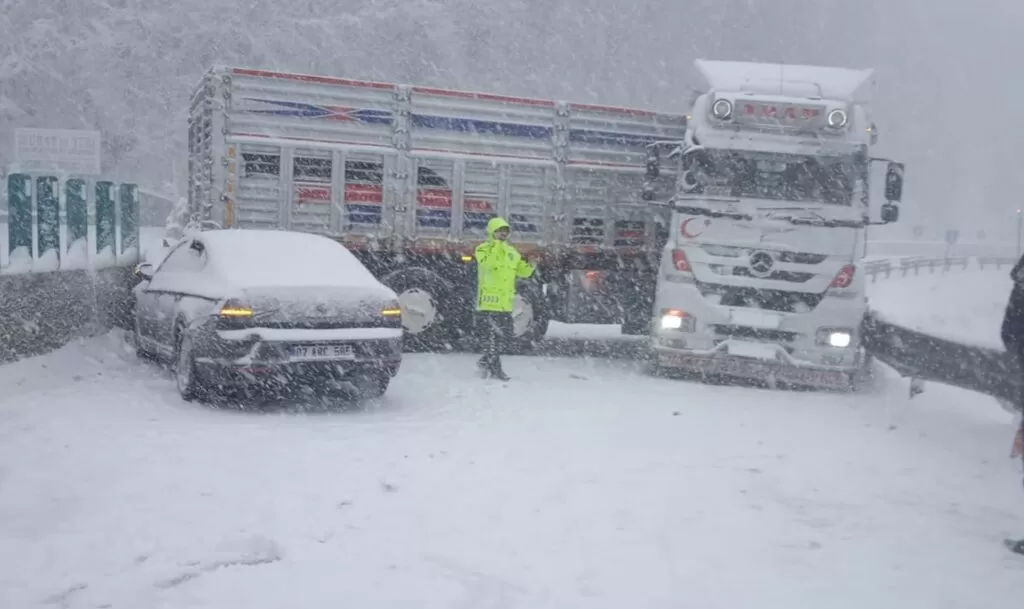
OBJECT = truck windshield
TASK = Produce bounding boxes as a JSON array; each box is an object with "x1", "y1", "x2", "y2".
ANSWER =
[{"x1": 681, "y1": 149, "x2": 861, "y2": 206}]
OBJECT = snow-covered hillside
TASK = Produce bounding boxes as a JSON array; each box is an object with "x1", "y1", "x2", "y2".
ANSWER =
[
  {"x1": 5, "y1": 0, "x2": 1024, "y2": 236},
  {"x1": 1, "y1": 267, "x2": 1022, "y2": 608}
]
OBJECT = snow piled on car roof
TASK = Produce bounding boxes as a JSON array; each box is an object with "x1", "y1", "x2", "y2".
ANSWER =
[{"x1": 199, "y1": 229, "x2": 381, "y2": 288}]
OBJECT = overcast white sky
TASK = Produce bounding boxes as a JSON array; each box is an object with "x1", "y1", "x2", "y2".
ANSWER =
[{"x1": 2, "y1": 0, "x2": 1021, "y2": 239}]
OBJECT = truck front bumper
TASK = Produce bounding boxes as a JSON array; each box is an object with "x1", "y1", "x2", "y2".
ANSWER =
[
  {"x1": 651, "y1": 283, "x2": 865, "y2": 390},
  {"x1": 651, "y1": 343, "x2": 855, "y2": 390}
]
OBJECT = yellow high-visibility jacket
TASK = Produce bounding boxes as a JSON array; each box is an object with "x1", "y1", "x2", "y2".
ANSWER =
[{"x1": 474, "y1": 217, "x2": 535, "y2": 312}]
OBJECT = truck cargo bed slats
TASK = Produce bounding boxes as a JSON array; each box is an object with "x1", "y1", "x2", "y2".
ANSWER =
[
  {"x1": 505, "y1": 166, "x2": 547, "y2": 242},
  {"x1": 410, "y1": 89, "x2": 557, "y2": 162},
  {"x1": 288, "y1": 149, "x2": 333, "y2": 234},
  {"x1": 228, "y1": 72, "x2": 395, "y2": 149},
  {"x1": 462, "y1": 162, "x2": 501, "y2": 239},
  {"x1": 197, "y1": 66, "x2": 689, "y2": 253},
  {"x1": 341, "y1": 153, "x2": 389, "y2": 236},
  {"x1": 413, "y1": 158, "x2": 457, "y2": 235}
]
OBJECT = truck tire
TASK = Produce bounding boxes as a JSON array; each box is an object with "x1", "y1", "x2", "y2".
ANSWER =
[
  {"x1": 620, "y1": 272, "x2": 656, "y2": 335},
  {"x1": 621, "y1": 306, "x2": 651, "y2": 335},
  {"x1": 383, "y1": 268, "x2": 455, "y2": 352},
  {"x1": 508, "y1": 281, "x2": 549, "y2": 354}
]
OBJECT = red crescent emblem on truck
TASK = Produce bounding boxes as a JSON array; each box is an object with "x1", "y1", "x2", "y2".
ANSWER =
[{"x1": 680, "y1": 217, "x2": 709, "y2": 239}]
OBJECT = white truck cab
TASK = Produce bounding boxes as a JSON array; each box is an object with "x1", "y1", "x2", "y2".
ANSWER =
[{"x1": 642, "y1": 60, "x2": 904, "y2": 389}]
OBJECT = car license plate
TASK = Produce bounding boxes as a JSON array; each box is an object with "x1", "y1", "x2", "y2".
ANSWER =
[{"x1": 288, "y1": 344, "x2": 354, "y2": 361}]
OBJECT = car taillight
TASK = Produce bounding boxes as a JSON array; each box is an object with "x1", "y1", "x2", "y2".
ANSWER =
[
  {"x1": 672, "y1": 249, "x2": 692, "y2": 272},
  {"x1": 830, "y1": 264, "x2": 855, "y2": 288}
]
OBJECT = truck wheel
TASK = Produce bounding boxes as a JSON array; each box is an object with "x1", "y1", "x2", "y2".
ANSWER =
[
  {"x1": 175, "y1": 330, "x2": 209, "y2": 403},
  {"x1": 384, "y1": 268, "x2": 455, "y2": 352},
  {"x1": 621, "y1": 307, "x2": 651, "y2": 335},
  {"x1": 619, "y1": 273, "x2": 655, "y2": 335},
  {"x1": 508, "y1": 282, "x2": 549, "y2": 354}
]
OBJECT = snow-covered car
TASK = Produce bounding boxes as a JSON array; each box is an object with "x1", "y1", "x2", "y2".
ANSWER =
[{"x1": 132, "y1": 229, "x2": 403, "y2": 401}]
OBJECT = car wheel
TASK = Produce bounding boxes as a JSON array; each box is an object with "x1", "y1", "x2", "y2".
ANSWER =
[
  {"x1": 133, "y1": 314, "x2": 151, "y2": 360},
  {"x1": 175, "y1": 330, "x2": 208, "y2": 402}
]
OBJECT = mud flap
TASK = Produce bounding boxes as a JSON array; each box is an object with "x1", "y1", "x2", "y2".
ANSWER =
[{"x1": 861, "y1": 311, "x2": 1024, "y2": 406}]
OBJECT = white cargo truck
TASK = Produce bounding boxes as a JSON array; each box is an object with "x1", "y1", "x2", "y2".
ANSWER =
[
  {"x1": 642, "y1": 60, "x2": 904, "y2": 389},
  {"x1": 186, "y1": 67, "x2": 686, "y2": 349}
]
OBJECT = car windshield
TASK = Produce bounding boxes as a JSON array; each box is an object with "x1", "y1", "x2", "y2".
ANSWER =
[{"x1": 681, "y1": 149, "x2": 862, "y2": 206}]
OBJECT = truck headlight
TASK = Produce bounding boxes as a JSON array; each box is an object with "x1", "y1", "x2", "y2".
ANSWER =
[
  {"x1": 711, "y1": 98, "x2": 733, "y2": 120},
  {"x1": 816, "y1": 328, "x2": 852, "y2": 348},
  {"x1": 660, "y1": 308, "x2": 695, "y2": 332}
]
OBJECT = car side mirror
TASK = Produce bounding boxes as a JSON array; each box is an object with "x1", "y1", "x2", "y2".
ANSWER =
[
  {"x1": 880, "y1": 203, "x2": 899, "y2": 224},
  {"x1": 135, "y1": 262, "x2": 155, "y2": 280},
  {"x1": 884, "y1": 162, "x2": 904, "y2": 202}
]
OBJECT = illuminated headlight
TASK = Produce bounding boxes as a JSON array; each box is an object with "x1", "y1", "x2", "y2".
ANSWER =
[
  {"x1": 829, "y1": 332, "x2": 851, "y2": 347},
  {"x1": 826, "y1": 108, "x2": 848, "y2": 128},
  {"x1": 661, "y1": 315, "x2": 683, "y2": 330},
  {"x1": 817, "y1": 328, "x2": 852, "y2": 348},
  {"x1": 660, "y1": 308, "x2": 695, "y2": 332},
  {"x1": 711, "y1": 98, "x2": 733, "y2": 120}
]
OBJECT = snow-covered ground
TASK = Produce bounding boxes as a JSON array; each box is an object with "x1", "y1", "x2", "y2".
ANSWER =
[
  {"x1": 868, "y1": 267, "x2": 1013, "y2": 348},
  {"x1": 2, "y1": 269, "x2": 1024, "y2": 608}
]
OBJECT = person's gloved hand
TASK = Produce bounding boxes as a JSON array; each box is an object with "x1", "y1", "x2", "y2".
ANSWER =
[{"x1": 1012, "y1": 427, "x2": 1023, "y2": 459}]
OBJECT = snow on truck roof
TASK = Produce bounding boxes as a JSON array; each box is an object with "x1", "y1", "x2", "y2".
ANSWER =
[
  {"x1": 694, "y1": 59, "x2": 875, "y2": 103},
  {"x1": 212, "y1": 66, "x2": 685, "y2": 118},
  {"x1": 197, "y1": 229, "x2": 382, "y2": 289}
]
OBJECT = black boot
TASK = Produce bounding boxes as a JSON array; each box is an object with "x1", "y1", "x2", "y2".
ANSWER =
[
  {"x1": 489, "y1": 360, "x2": 510, "y2": 381},
  {"x1": 1008, "y1": 538, "x2": 1024, "y2": 555}
]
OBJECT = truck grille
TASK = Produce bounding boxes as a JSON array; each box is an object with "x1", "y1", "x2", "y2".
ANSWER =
[
  {"x1": 709, "y1": 325, "x2": 798, "y2": 343},
  {"x1": 697, "y1": 282, "x2": 824, "y2": 313},
  {"x1": 699, "y1": 245, "x2": 828, "y2": 265},
  {"x1": 714, "y1": 266, "x2": 814, "y2": 283}
]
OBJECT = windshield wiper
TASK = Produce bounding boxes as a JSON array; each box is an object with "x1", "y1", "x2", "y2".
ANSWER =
[
  {"x1": 763, "y1": 208, "x2": 864, "y2": 228},
  {"x1": 672, "y1": 203, "x2": 752, "y2": 221}
]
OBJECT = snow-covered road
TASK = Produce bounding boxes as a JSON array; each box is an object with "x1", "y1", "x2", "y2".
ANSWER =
[{"x1": 2, "y1": 270, "x2": 1023, "y2": 608}]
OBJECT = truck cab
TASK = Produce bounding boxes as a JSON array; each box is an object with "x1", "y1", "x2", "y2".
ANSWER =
[{"x1": 643, "y1": 60, "x2": 904, "y2": 389}]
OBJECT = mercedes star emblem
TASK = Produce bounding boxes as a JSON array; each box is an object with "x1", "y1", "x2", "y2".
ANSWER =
[{"x1": 748, "y1": 251, "x2": 774, "y2": 277}]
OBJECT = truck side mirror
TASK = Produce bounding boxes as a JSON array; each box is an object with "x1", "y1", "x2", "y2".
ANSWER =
[
  {"x1": 884, "y1": 162, "x2": 904, "y2": 202},
  {"x1": 881, "y1": 203, "x2": 899, "y2": 224}
]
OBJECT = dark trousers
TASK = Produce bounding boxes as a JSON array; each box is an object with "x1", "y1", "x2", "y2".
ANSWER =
[{"x1": 477, "y1": 311, "x2": 512, "y2": 374}]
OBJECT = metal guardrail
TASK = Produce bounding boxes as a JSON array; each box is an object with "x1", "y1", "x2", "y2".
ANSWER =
[{"x1": 863, "y1": 256, "x2": 1017, "y2": 282}]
